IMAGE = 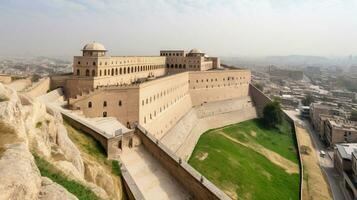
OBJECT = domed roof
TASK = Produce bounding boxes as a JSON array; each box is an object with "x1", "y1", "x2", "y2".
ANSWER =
[
  {"x1": 189, "y1": 48, "x2": 203, "y2": 54},
  {"x1": 82, "y1": 42, "x2": 107, "y2": 51}
]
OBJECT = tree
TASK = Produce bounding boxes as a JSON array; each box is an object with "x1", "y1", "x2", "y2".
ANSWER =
[
  {"x1": 254, "y1": 83, "x2": 264, "y2": 91},
  {"x1": 302, "y1": 94, "x2": 314, "y2": 106},
  {"x1": 263, "y1": 101, "x2": 283, "y2": 128},
  {"x1": 351, "y1": 110, "x2": 357, "y2": 122},
  {"x1": 31, "y1": 74, "x2": 41, "y2": 82}
]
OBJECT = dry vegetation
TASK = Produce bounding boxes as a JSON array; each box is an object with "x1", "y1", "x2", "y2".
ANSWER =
[{"x1": 295, "y1": 125, "x2": 332, "y2": 200}]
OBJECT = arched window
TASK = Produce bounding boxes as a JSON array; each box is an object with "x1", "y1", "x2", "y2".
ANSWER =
[
  {"x1": 88, "y1": 102, "x2": 92, "y2": 108},
  {"x1": 183, "y1": 64, "x2": 186, "y2": 69},
  {"x1": 92, "y1": 70, "x2": 95, "y2": 76},
  {"x1": 120, "y1": 68, "x2": 122, "y2": 74},
  {"x1": 115, "y1": 68, "x2": 118, "y2": 75},
  {"x1": 119, "y1": 100, "x2": 122, "y2": 106},
  {"x1": 103, "y1": 101, "x2": 107, "y2": 107},
  {"x1": 124, "y1": 68, "x2": 126, "y2": 74},
  {"x1": 171, "y1": 64, "x2": 174, "y2": 68},
  {"x1": 112, "y1": 68, "x2": 114, "y2": 76},
  {"x1": 76, "y1": 69, "x2": 80, "y2": 76},
  {"x1": 104, "y1": 70, "x2": 107, "y2": 76},
  {"x1": 131, "y1": 67, "x2": 133, "y2": 73},
  {"x1": 93, "y1": 62, "x2": 96, "y2": 66},
  {"x1": 99, "y1": 70, "x2": 102, "y2": 76},
  {"x1": 85, "y1": 69, "x2": 90, "y2": 76},
  {"x1": 179, "y1": 64, "x2": 182, "y2": 68},
  {"x1": 103, "y1": 112, "x2": 107, "y2": 117}
]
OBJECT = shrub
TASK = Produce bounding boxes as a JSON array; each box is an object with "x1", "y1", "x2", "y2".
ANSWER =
[{"x1": 263, "y1": 101, "x2": 283, "y2": 128}]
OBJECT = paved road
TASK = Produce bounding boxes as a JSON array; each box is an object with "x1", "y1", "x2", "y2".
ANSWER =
[{"x1": 285, "y1": 110, "x2": 346, "y2": 200}]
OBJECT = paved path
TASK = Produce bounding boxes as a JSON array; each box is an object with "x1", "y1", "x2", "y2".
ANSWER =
[
  {"x1": 120, "y1": 146, "x2": 191, "y2": 200},
  {"x1": 285, "y1": 110, "x2": 346, "y2": 200}
]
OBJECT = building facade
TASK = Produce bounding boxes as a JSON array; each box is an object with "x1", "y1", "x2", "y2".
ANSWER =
[{"x1": 65, "y1": 42, "x2": 248, "y2": 138}]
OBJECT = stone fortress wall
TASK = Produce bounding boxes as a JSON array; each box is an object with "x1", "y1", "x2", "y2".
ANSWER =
[{"x1": 69, "y1": 69, "x2": 251, "y2": 140}]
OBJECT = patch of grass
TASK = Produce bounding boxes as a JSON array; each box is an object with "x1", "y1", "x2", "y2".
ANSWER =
[
  {"x1": 0, "y1": 96, "x2": 9, "y2": 102},
  {"x1": 36, "y1": 122, "x2": 42, "y2": 128},
  {"x1": 220, "y1": 118, "x2": 298, "y2": 163},
  {"x1": 189, "y1": 132, "x2": 299, "y2": 200},
  {"x1": 63, "y1": 119, "x2": 109, "y2": 166},
  {"x1": 63, "y1": 120, "x2": 122, "y2": 177},
  {"x1": 33, "y1": 153, "x2": 99, "y2": 200},
  {"x1": 112, "y1": 160, "x2": 121, "y2": 176}
]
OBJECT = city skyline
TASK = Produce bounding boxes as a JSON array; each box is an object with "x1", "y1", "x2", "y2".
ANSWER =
[{"x1": 1, "y1": 0, "x2": 357, "y2": 57}]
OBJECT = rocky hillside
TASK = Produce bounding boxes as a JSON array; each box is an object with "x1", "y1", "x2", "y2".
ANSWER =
[{"x1": 0, "y1": 83, "x2": 123, "y2": 200}]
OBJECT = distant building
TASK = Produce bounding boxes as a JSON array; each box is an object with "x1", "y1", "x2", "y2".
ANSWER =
[
  {"x1": 325, "y1": 118, "x2": 357, "y2": 146},
  {"x1": 334, "y1": 143, "x2": 357, "y2": 199},
  {"x1": 331, "y1": 90, "x2": 356, "y2": 100},
  {"x1": 300, "y1": 106, "x2": 310, "y2": 118},
  {"x1": 268, "y1": 66, "x2": 304, "y2": 81}
]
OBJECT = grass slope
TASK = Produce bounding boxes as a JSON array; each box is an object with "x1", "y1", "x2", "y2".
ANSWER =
[
  {"x1": 221, "y1": 118, "x2": 298, "y2": 163},
  {"x1": 189, "y1": 119, "x2": 300, "y2": 200},
  {"x1": 33, "y1": 153, "x2": 99, "y2": 200},
  {"x1": 64, "y1": 119, "x2": 120, "y2": 175}
]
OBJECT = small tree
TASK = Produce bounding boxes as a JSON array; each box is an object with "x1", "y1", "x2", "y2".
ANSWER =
[
  {"x1": 263, "y1": 101, "x2": 283, "y2": 128},
  {"x1": 254, "y1": 83, "x2": 264, "y2": 91},
  {"x1": 302, "y1": 94, "x2": 314, "y2": 106},
  {"x1": 351, "y1": 110, "x2": 357, "y2": 122}
]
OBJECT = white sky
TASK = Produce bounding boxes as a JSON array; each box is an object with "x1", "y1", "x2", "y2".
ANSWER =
[{"x1": 0, "y1": 0, "x2": 357, "y2": 57}]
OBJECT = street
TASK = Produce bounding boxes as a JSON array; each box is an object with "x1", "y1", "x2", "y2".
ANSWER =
[{"x1": 285, "y1": 110, "x2": 346, "y2": 200}]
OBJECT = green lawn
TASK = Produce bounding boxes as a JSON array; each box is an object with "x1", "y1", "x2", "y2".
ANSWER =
[
  {"x1": 220, "y1": 118, "x2": 298, "y2": 163},
  {"x1": 33, "y1": 153, "x2": 99, "y2": 200},
  {"x1": 189, "y1": 119, "x2": 300, "y2": 200}
]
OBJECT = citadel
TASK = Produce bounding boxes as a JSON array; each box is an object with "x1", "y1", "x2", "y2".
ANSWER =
[{"x1": 6, "y1": 42, "x2": 270, "y2": 199}]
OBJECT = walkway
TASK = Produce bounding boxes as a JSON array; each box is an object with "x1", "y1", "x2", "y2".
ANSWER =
[
  {"x1": 120, "y1": 146, "x2": 191, "y2": 200},
  {"x1": 285, "y1": 110, "x2": 345, "y2": 200}
]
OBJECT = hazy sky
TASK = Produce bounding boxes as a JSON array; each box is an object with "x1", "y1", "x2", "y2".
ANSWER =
[{"x1": 1, "y1": 0, "x2": 357, "y2": 57}]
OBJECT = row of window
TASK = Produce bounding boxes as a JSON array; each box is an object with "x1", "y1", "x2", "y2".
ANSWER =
[
  {"x1": 191, "y1": 82, "x2": 249, "y2": 89},
  {"x1": 160, "y1": 52, "x2": 184, "y2": 56},
  {"x1": 78, "y1": 59, "x2": 163, "y2": 67},
  {"x1": 76, "y1": 64, "x2": 164, "y2": 76},
  {"x1": 143, "y1": 92, "x2": 188, "y2": 124},
  {"x1": 166, "y1": 63, "x2": 203, "y2": 69},
  {"x1": 191, "y1": 76, "x2": 247, "y2": 83},
  {"x1": 87, "y1": 100, "x2": 122, "y2": 108},
  {"x1": 141, "y1": 82, "x2": 187, "y2": 106}
]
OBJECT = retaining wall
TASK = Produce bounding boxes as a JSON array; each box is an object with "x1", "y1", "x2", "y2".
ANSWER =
[
  {"x1": 24, "y1": 77, "x2": 50, "y2": 98},
  {"x1": 136, "y1": 125, "x2": 231, "y2": 200}
]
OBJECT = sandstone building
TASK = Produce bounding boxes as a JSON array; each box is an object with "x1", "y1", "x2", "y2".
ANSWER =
[{"x1": 54, "y1": 42, "x2": 248, "y2": 130}]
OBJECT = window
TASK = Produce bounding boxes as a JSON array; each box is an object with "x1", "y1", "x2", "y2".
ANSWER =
[
  {"x1": 88, "y1": 102, "x2": 92, "y2": 108},
  {"x1": 76, "y1": 69, "x2": 80, "y2": 76},
  {"x1": 93, "y1": 62, "x2": 96, "y2": 66},
  {"x1": 78, "y1": 61, "x2": 80, "y2": 65},
  {"x1": 103, "y1": 101, "x2": 107, "y2": 107},
  {"x1": 103, "y1": 112, "x2": 107, "y2": 117},
  {"x1": 119, "y1": 100, "x2": 122, "y2": 106},
  {"x1": 99, "y1": 70, "x2": 102, "y2": 76},
  {"x1": 92, "y1": 70, "x2": 95, "y2": 76},
  {"x1": 85, "y1": 69, "x2": 90, "y2": 76}
]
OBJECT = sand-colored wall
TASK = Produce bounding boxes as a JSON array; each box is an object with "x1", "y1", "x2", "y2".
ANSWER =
[
  {"x1": 24, "y1": 77, "x2": 50, "y2": 98},
  {"x1": 189, "y1": 70, "x2": 251, "y2": 106},
  {"x1": 69, "y1": 69, "x2": 252, "y2": 138},
  {"x1": 70, "y1": 87, "x2": 140, "y2": 127}
]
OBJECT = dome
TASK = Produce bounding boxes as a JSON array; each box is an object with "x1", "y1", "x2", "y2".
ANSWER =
[
  {"x1": 82, "y1": 42, "x2": 107, "y2": 51},
  {"x1": 189, "y1": 48, "x2": 203, "y2": 54}
]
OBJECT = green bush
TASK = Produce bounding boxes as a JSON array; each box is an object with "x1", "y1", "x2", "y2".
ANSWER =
[
  {"x1": 263, "y1": 101, "x2": 283, "y2": 128},
  {"x1": 112, "y1": 160, "x2": 121, "y2": 176}
]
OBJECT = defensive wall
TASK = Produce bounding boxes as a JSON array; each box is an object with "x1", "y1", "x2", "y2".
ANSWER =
[
  {"x1": 136, "y1": 124, "x2": 231, "y2": 200},
  {"x1": 68, "y1": 69, "x2": 251, "y2": 138},
  {"x1": 23, "y1": 77, "x2": 50, "y2": 98}
]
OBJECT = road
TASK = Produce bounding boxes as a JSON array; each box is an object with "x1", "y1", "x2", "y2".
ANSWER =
[{"x1": 285, "y1": 110, "x2": 346, "y2": 200}]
